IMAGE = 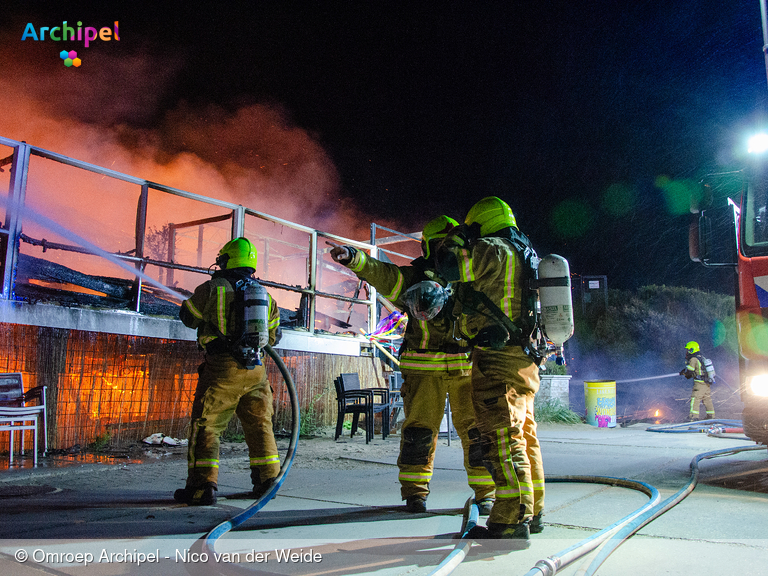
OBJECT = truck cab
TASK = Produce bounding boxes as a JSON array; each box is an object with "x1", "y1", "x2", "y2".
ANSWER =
[{"x1": 691, "y1": 149, "x2": 768, "y2": 444}]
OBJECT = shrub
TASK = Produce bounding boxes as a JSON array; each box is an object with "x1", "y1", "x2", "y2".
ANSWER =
[
  {"x1": 535, "y1": 398, "x2": 583, "y2": 424},
  {"x1": 574, "y1": 284, "x2": 736, "y2": 369}
]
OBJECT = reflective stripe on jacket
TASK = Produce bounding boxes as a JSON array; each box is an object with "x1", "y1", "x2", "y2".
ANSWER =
[
  {"x1": 450, "y1": 237, "x2": 523, "y2": 341},
  {"x1": 685, "y1": 355, "x2": 705, "y2": 382}
]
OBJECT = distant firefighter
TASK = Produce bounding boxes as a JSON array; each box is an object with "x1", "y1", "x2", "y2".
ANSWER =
[
  {"x1": 679, "y1": 341, "x2": 716, "y2": 421},
  {"x1": 174, "y1": 237, "x2": 282, "y2": 506}
]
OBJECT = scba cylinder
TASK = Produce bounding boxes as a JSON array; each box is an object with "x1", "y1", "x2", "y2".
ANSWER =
[
  {"x1": 243, "y1": 280, "x2": 269, "y2": 343},
  {"x1": 538, "y1": 254, "x2": 574, "y2": 347}
]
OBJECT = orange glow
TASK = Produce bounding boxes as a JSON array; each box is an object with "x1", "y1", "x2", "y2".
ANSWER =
[
  {"x1": 28, "y1": 279, "x2": 108, "y2": 297},
  {"x1": 654, "y1": 410, "x2": 660, "y2": 417}
]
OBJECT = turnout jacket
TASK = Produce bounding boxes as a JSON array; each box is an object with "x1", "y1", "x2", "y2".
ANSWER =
[
  {"x1": 345, "y1": 250, "x2": 470, "y2": 373},
  {"x1": 179, "y1": 269, "x2": 281, "y2": 354},
  {"x1": 683, "y1": 354, "x2": 706, "y2": 383},
  {"x1": 441, "y1": 236, "x2": 525, "y2": 344}
]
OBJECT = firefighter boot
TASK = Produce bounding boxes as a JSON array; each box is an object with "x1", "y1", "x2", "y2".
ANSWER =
[
  {"x1": 530, "y1": 512, "x2": 544, "y2": 534},
  {"x1": 466, "y1": 521, "x2": 531, "y2": 550},
  {"x1": 405, "y1": 495, "x2": 427, "y2": 513},
  {"x1": 253, "y1": 479, "x2": 277, "y2": 500},
  {"x1": 475, "y1": 498, "x2": 495, "y2": 516},
  {"x1": 174, "y1": 482, "x2": 218, "y2": 506}
]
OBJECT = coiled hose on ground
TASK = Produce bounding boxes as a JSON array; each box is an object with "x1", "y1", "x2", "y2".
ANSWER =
[
  {"x1": 565, "y1": 443, "x2": 765, "y2": 576},
  {"x1": 426, "y1": 497, "x2": 480, "y2": 576},
  {"x1": 434, "y1": 425, "x2": 763, "y2": 576},
  {"x1": 519, "y1": 476, "x2": 660, "y2": 576},
  {"x1": 429, "y1": 476, "x2": 660, "y2": 576}
]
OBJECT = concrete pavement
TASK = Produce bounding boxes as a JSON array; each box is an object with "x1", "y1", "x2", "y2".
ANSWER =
[{"x1": 0, "y1": 423, "x2": 766, "y2": 575}]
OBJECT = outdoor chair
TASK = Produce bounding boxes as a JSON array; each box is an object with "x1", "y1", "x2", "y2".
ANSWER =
[
  {"x1": 334, "y1": 373, "x2": 390, "y2": 443},
  {"x1": 0, "y1": 373, "x2": 47, "y2": 466},
  {"x1": 388, "y1": 371, "x2": 404, "y2": 431}
]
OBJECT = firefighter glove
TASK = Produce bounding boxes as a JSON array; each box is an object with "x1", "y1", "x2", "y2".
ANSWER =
[
  {"x1": 471, "y1": 324, "x2": 510, "y2": 350},
  {"x1": 328, "y1": 243, "x2": 354, "y2": 265}
]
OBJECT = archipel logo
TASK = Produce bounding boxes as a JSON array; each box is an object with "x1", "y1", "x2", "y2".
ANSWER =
[
  {"x1": 60, "y1": 50, "x2": 81, "y2": 68},
  {"x1": 21, "y1": 21, "x2": 120, "y2": 67}
]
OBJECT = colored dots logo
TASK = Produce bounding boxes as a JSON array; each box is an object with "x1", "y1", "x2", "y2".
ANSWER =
[{"x1": 59, "y1": 49, "x2": 81, "y2": 67}]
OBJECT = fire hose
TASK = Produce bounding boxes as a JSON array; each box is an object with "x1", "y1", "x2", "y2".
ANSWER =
[
  {"x1": 430, "y1": 444, "x2": 763, "y2": 576},
  {"x1": 566, "y1": 444, "x2": 765, "y2": 576},
  {"x1": 186, "y1": 344, "x2": 300, "y2": 576},
  {"x1": 428, "y1": 476, "x2": 660, "y2": 576},
  {"x1": 646, "y1": 418, "x2": 750, "y2": 440}
]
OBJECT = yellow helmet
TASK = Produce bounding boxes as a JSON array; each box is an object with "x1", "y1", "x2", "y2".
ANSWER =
[
  {"x1": 465, "y1": 196, "x2": 517, "y2": 236},
  {"x1": 685, "y1": 341, "x2": 700, "y2": 354},
  {"x1": 421, "y1": 215, "x2": 458, "y2": 259},
  {"x1": 217, "y1": 237, "x2": 258, "y2": 270}
]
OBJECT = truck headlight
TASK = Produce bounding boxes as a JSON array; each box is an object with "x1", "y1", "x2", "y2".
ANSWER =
[{"x1": 747, "y1": 374, "x2": 768, "y2": 396}]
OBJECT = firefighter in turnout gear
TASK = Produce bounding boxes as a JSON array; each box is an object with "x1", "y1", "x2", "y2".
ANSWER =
[
  {"x1": 434, "y1": 196, "x2": 545, "y2": 548},
  {"x1": 329, "y1": 215, "x2": 495, "y2": 514},
  {"x1": 680, "y1": 341, "x2": 715, "y2": 421},
  {"x1": 174, "y1": 237, "x2": 282, "y2": 506}
]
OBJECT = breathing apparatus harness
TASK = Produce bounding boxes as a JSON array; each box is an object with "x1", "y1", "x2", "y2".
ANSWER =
[
  {"x1": 682, "y1": 351, "x2": 716, "y2": 384},
  {"x1": 435, "y1": 223, "x2": 557, "y2": 365},
  {"x1": 205, "y1": 268, "x2": 271, "y2": 370}
]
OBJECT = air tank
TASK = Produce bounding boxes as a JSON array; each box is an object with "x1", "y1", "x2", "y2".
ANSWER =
[
  {"x1": 242, "y1": 280, "x2": 269, "y2": 367},
  {"x1": 538, "y1": 254, "x2": 574, "y2": 362},
  {"x1": 243, "y1": 280, "x2": 269, "y2": 344}
]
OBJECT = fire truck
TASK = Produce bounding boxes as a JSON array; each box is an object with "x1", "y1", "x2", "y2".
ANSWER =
[
  {"x1": 690, "y1": 143, "x2": 768, "y2": 445},
  {"x1": 689, "y1": 1, "x2": 768, "y2": 445}
]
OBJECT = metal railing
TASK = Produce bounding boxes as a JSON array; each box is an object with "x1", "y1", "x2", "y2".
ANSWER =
[{"x1": 0, "y1": 136, "x2": 419, "y2": 336}]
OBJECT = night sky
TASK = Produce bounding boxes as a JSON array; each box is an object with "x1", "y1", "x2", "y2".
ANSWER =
[{"x1": 2, "y1": 1, "x2": 767, "y2": 292}]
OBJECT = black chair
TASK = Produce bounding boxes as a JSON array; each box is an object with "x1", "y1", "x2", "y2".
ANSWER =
[{"x1": 334, "y1": 373, "x2": 390, "y2": 443}]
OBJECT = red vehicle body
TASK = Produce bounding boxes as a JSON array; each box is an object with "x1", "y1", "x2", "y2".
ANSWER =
[
  {"x1": 693, "y1": 163, "x2": 768, "y2": 444},
  {"x1": 734, "y1": 168, "x2": 768, "y2": 443}
]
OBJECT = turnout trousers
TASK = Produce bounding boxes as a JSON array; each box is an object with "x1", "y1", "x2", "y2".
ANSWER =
[
  {"x1": 185, "y1": 353, "x2": 280, "y2": 488},
  {"x1": 470, "y1": 345, "x2": 544, "y2": 525},
  {"x1": 689, "y1": 380, "x2": 715, "y2": 420},
  {"x1": 397, "y1": 369, "x2": 495, "y2": 501}
]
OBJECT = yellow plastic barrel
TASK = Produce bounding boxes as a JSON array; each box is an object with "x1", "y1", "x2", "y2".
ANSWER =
[{"x1": 584, "y1": 380, "x2": 616, "y2": 428}]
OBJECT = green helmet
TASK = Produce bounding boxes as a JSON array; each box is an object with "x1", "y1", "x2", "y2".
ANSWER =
[
  {"x1": 465, "y1": 196, "x2": 517, "y2": 236},
  {"x1": 685, "y1": 341, "x2": 700, "y2": 354},
  {"x1": 421, "y1": 215, "x2": 459, "y2": 259},
  {"x1": 217, "y1": 237, "x2": 258, "y2": 270}
]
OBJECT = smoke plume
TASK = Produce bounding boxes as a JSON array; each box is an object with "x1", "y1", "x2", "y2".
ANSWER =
[{"x1": 0, "y1": 38, "x2": 380, "y2": 240}]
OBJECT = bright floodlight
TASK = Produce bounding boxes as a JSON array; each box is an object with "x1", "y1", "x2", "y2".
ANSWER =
[
  {"x1": 748, "y1": 374, "x2": 768, "y2": 396},
  {"x1": 748, "y1": 133, "x2": 768, "y2": 154}
]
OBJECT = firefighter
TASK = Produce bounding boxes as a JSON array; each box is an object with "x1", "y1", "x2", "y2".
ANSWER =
[
  {"x1": 680, "y1": 341, "x2": 715, "y2": 421},
  {"x1": 328, "y1": 215, "x2": 495, "y2": 514},
  {"x1": 434, "y1": 196, "x2": 545, "y2": 548},
  {"x1": 174, "y1": 237, "x2": 282, "y2": 506}
]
